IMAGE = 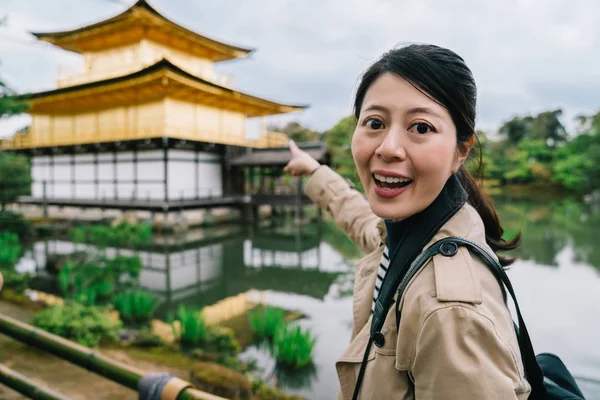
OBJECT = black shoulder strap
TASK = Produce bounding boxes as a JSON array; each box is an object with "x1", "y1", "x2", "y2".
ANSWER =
[
  {"x1": 393, "y1": 237, "x2": 547, "y2": 399},
  {"x1": 396, "y1": 237, "x2": 547, "y2": 399},
  {"x1": 354, "y1": 236, "x2": 549, "y2": 400}
]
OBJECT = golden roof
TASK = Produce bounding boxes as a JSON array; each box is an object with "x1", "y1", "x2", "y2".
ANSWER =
[
  {"x1": 20, "y1": 58, "x2": 307, "y2": 117},
  {"x1": 32, "y1": 0, "x2": 253, "y2": 62}
]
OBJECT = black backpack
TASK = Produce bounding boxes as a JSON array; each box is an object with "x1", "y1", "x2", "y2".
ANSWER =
[{"x1": 352, "y1": 237, "x2": 586, "y2": 400}]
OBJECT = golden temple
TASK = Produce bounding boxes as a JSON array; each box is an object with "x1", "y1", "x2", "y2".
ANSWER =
[{"x1": 1, "y1": 0, "x2": 306, "y2": 150}]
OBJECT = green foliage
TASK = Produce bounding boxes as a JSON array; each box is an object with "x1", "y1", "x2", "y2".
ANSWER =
[
  {"x1": 0, "y1": 269, "x2": 30, "y2": 293},
  {"x1": 273, "y1": 324, "x2": 316, "y2": 368},
  {"x1": 169, "y1": 305, "x2": 209, "y2": 345},
  {"x1": 190, "y1": 361, "x2": 252, "y2": 400},
  {"x1": 0, "y1": 210, "x2": 32, "y2": 239},
  {"x1": 0, "y1": 78, "x2": 28, "y2": 119},
  {"x1": 269, "y1": 121, "x2": 321, "y2": 143},
  {"x1": 113, "y1": 289, "x2": 160, "y2": 325},
  {"x1": 248, "y1": 306, "x2": 285, "y2": 339},
  {"x1": 0, "y1": 152, "x2": 31, "y2": 207},
  {"x1": 0, "y1": 231, "x2": 21, "y2": 269},
  {"x1": 31, "y1": 302, "x2": 121, "y2": 347},
  {"x1": 552, "y1": 127, "x2": 600, "y2": 192},
  {"x1": 132, "y1": 328, "x2": 164, "y2": 348},
  {"x1": 323, "y1": 116, "x2": 363, "y2": 192},
  {"x1": 58, "y1": 255, "x2": 142, "y2": 305},
  {"x1": 205, "y1": 326, "x2": 242, "y2": 356},
  {"x1": 69, "y1": 221, "x2": 152, "y2": 249}
]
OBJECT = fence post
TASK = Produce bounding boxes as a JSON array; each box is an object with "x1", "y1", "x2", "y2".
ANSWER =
[{"x1": 42, "y1": 181, "x2": 48, "y2": 218}]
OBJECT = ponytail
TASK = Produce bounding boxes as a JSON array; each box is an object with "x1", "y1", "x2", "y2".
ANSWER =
[{"x1": 456, "y1": 164, "x2": 520, "y2": 267}]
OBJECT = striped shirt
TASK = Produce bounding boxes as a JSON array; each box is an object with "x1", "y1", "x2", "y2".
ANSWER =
[{"x1": 372, "y1": 245, "x2": 390, "y2": 313}]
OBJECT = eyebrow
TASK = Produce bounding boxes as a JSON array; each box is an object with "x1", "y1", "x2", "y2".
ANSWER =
[
  {"x1": 362, "y1": 105, "x2": 443, "y2": 120},
  {"x1": 362, "y1": 104, "x2": 389, "y2": 114},
  {"x1": 405, "y1": 106, "x2": 443, "y2": 120}
]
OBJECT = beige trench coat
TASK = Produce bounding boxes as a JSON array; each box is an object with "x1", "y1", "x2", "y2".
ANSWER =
[{"x1": 305, "y1": 166, "x2": 531, "y2": 400}]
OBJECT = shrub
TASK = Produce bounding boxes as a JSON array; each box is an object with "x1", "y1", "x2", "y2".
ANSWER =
[
  {"x1": 0, "y1": 211, "x2": 32, "y2": 239},
  {"x1": 204, "y1": 326, "x2": 241, "y2": 356},
  {"x1": 190, "y1": 361, "x2": 251, "y2": 400},
  {"x1": 31, "y1": 302, "x2": 121, "y2": 347},
  {"x1": 273, "y1": 325, "x2": 316, "y2": 368},
  {"x1": 169, "y1": 305, "x2": 208, "y2": 345},
  {"x1": 0, "y1": 269, "x2": 30, "y2": 293},
  {"x1": 57, "y1": 255, "x2": 141, "y2": 304},
  {"x1": 248, "y1": 306, "x2": 285, "y2": 339},
  {"x1": 251, "y1": 384, "x2": 305, "y2": 400},
  {"x1": 69, "y1": 221, "x2": 152, "y2": 249},
  {"x1": 113, "y1": 289, "x2": 160, "y2": 325},
  {"x1": 132, "y1": 328, "x2": 164, "y2": 348},
  {"x1": 0, "y1": 231, "x2": 21, "y2": 269}
]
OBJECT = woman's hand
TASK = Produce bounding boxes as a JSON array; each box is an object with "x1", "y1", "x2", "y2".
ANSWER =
[
  {"x1": 283, "y1": 140, "x2": 321, "y2": 177},
  {"x1": 0, "y1": 271, "x2": 3, "y2": 292}
]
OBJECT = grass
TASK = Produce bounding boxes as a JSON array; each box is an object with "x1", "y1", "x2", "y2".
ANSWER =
[
  {"x1": 112, "y1": 289, "x2": 160, "y2": 325},
  {"x1": 273, "y1": 324, "x2": 316, "y2": 368},
  {"x1": 248, "y1": 306, "x2": 285, "y2": 339},
  {"x1": 169, "y1": 305, "x2": 209, "y2": 345}
]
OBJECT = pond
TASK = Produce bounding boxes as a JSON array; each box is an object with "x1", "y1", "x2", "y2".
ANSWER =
[{"x1": 13, "y1": 196, "x2": 600, "y2": 400}]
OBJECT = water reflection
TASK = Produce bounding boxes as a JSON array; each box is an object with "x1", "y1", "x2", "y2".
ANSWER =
[
  {"x1": 495, "y1": 198, "x2": 600, "y2": 271},
  {"x1": 22, "y1": 220, "x2": 351, "y2": 317}
]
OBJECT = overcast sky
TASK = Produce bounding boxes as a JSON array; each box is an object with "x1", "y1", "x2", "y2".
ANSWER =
[{"x1": 1, "y1": 0, "x2": 599, "y2": 138}]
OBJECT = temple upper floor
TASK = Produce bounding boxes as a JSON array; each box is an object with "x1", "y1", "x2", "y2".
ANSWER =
[{"x1": 57, "y1": 39, "x2": 233, "y2": 88}]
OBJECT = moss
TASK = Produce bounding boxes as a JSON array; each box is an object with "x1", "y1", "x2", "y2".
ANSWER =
[
  {"x1": 123, "y1": 345, "x2": 195, "y2": 370},
  {"x1": 251, "y1": 384, "x2": 306, "y2": 400},
  {"x1": 190, "y1": 361, "x2": 251, "y2": 400}
]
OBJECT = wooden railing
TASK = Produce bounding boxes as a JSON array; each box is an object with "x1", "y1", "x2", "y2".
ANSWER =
[{"x1": 0, "y1": 129, "x2": 288, "y2": 150}]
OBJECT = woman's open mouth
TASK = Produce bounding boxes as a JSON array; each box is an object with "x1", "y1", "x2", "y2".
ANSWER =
[{"x1": 372, "y1": 173, "x2": 412, "y2": 198}]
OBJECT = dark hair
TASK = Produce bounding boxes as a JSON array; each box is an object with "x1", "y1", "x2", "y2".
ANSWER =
[{"x1": 353, "y1": 43, "x2": 520, "y2": 266}]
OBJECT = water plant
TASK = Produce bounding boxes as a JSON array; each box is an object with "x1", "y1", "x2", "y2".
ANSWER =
[
  {"x1": 112, "y1": 289, "x2": 160, "y2": 325},
  {"x1": 169, "y1": 305, "x2": 209, "y2": 345},
  {"x1": 248, "y1": 306, "x2": 285, "y2": 339},
  {"x1": 273, "y1": 324, "x2": 316, "y2": 368}
]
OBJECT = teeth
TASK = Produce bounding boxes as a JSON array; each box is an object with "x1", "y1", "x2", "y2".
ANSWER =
[{"x1": 373, "y1": 173, "x2": 411, "y2": 183}]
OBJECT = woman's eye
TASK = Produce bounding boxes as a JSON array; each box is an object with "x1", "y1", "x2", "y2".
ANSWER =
[
  {"x1": 409, "y1": 122, "x2": 434, "y2": 134},
  {"x1": 365, "y1": 118, "x2": 384, "y2": 130}
]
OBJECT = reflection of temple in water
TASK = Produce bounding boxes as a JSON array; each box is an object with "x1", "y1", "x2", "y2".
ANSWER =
[{"x1": 26, "y1": 222, "x2": 347, "y2": 315}]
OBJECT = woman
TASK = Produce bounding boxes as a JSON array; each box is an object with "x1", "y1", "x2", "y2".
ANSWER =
[{"x1": 284, "y1": 44, "x2": 531, "y2": 399}]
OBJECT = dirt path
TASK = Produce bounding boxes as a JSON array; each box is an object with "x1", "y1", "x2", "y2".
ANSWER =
[{"x1": 0, "y1": 301, "x2": 189, "y2": 400}]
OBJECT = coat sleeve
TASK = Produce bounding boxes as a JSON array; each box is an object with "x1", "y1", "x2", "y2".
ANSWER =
[
  {"x1": 305, "y1": 165, "x2": 381, "y2": 254},
  {"x1": 411, "y1": 305, "x2": 528, "y2": 400}
]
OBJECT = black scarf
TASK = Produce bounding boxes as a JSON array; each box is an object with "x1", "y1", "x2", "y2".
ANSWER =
[{"x1": 371, "y1": 173, "x2": 468, "y2": 337}]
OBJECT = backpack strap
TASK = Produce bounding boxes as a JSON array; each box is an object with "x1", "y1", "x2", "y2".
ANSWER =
[{"x1": 393, "y1": 237, "x2": 547, "y2": 400}]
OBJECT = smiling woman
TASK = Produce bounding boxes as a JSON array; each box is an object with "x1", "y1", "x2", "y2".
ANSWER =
[{"x1": 284, "y1": 43, "x2": 584, "y2": 400}]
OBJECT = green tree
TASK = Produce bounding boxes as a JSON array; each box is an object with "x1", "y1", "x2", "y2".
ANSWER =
[
  {"x1": 529, "y1": 109, "x2": 567, "y2": 147},
  {"x1": 323, "y1": 116, "x2": 363, "y2": 192},
  {"x1": 552, "y1": 111, "x2": 600, "y2": 192},
  {"x1": 499, "y1": 116, "x2": 533, "y2": 143},
  {"x1": 0, "y1": 72, "x2": 30, "y2": 207},
  {"x1": 269, "y1": 121, "x2": 321, "y2": 143},
  {"x1": 0, "y1": 152, "x2": 31, "y2": 207},
  {"x1": 0, "y1": 79, "x2": 27, "y2": 118}
]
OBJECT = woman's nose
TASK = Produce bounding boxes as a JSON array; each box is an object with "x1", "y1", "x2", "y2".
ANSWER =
[{"x1": 375, "y1": 129, "x2": 407, "y2": 162}]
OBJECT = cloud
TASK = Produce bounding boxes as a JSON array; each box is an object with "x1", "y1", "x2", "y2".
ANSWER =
[{"x1": 0, "y1": 0, "x2": 598, "y2": 137}]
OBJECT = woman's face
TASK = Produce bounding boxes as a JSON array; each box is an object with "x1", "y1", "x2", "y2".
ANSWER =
[{"x1": 352, "y1": 72, "x2": 469, "y2": 221}]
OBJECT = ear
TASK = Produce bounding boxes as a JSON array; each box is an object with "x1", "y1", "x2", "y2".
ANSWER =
[{"x1": 452, "y1": 138, "x2": 473, "y2": 173}]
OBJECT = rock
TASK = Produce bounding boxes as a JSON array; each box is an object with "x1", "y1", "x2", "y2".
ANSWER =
[
  {"x1": 152, "y1": 319, "x2": 179, "y2": 344},
  {"x1": 190, "y1": 362, "x2": 251, "y2": 400}
]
